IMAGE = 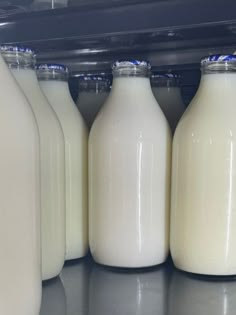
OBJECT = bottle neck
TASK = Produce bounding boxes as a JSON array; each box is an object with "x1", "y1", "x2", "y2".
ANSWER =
[
  {"x1": 40, "y1": 80, "x2": 73, "y2": 103},
  {"x1": 112, "y1": 63, "x2": 150, "y2": 78},
  {"x1": 199, "y1": 72, "x2": 236, "y2": 95},
  {"x1": 1, "y1": 52, "x2": 35, "y2": 70},
  {"x1": 37, "y1": 71, "x2": 67, "y2": 82},
  {"x1": 111, "y1": 76, "x2": 153, "y2": 99},
  {"x1": 10, "y1": 68, "x2": 43, "y2": 99}
]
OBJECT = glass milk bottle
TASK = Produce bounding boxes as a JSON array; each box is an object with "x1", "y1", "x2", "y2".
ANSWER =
[
  {"x1": 77, "y1": 75, "x2": 110, "y2": 128},
  {"x1": 151, "y1": 73, "x2": 185, "y2": 133},
  {"x1": 37, "y1": 64, "x2": 88, "y2": 260},
  {"x1": 1, "y1": 46, "x2": 66, "y2": 281},
  {"x1": 89, "y1": 60, "x2": 171, "y2": 268},
  {"x1": 0, "y1": 51, "x2": 41, "y2": 315},
  {"x1": 171, "y1": 54, "x2": 236, "y2": 275}
]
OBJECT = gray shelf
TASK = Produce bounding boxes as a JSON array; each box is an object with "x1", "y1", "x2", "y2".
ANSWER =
[{"x1": 40, "y1": 257, "x2": 236, "y2": 315}]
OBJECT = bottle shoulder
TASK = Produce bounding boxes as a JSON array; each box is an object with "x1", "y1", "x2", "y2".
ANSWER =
[
  {"x1": 90, "y1": 106, "x2": 171, "y2": 144},
  {"x1": 51, "y1": 100, "x2": 88, "y2": 133},
  {"x1": 174, "y1": 102, "x2": 236, "y2": 144}
]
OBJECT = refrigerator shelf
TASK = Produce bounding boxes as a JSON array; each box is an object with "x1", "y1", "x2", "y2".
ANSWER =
[
  {"x1": 40, "y1": 256, "x2": 236, "y2": 315},
  {"x1": 0, "y1": 0, "x2": 236, "y2": 72}
]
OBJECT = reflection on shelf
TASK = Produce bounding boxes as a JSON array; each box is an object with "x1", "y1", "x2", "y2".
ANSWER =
[
  {"x1": 39, "y1": 259, "x2": 236, "y2": 315},
  {"x1": 89, "y1": 264, "x2": 169, "y2": 315},
  {"x1": 40, "y1": 277, "x2": 66, "y2": 315},
  {"x1": 0, "y1": 1, "x2": 29, "y2": 16},
  {"x1": 31, "y1": 0, "x2": 68, "y2": 10},
  {"x1": 60, "y1": 258, "x2": 91, "y2": 315},
  {"x1": 168, "y1": 270, "x2": 236, "y2": 315}
]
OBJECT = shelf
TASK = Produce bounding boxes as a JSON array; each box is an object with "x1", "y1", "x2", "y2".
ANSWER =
[
  {"x1": 1, "y1": 1, "x2": 236, "y2": 71},
  {"x1": 40, "y1": 256, "x2": 236, "y2": 315}
]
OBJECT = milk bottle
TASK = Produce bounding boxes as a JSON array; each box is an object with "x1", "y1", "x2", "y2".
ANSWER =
[
  {"x1": 171, "y1": 54, "x2": 236, "y2": 275},
  {"x1": 1, "y1": 45, "x2": 66, "y2": 280},
  {"x1": 151, "y1": 73, "x2": 185, "y2": 132},
  {"x1": 0, "y1": 50, "x2": 41, "y2": 315},
  {"x1": 37, "y1": 64, "x2": 88, "y2": 260},
  {"x1": 89, "y1": 60, "x2": 171, "y2": 267},
  {"x1": 77, "y1": 75, "x2": 110, "y2": 128}
]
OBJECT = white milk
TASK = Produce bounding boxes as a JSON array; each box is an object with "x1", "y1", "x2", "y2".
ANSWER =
[
  {"x1": 171, "y1": 57, "x2": 236, "y2": 275},
  {"x1": 89, "y1": 264, "x2": 168, "y2": 315},
  {"x1": 89, "y1": 61, "x2": 171, "y2": 267},
  {"x1": 38, "y1": 68, "x2": 88, "y2": 260},
  {"x1": 152, "y1": 86, "x2": 185, "y2": 132},
  {"x1": 6, "y1": 59, "x2": 66, "y2": 280},
  {"x1": 0, "y1": 53, "x2": 41, "y2": 315}
]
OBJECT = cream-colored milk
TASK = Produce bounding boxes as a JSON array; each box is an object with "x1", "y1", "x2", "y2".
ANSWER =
[
  {"x1": 11, "y1": 68, "x2": 66, "y2": 280},
  {"x1": 39, "y1": 80, "x2": 88, "y2": 260},
  {"x1": 89, "y1": 77, "x2": 171, "y2": 267},
  {"x1": 77, "y1": 91, "x2": 109, "y2": 128},
  {"x1": 152, "y1": 86, "x2": 185, "y2": 132},
  {"x1": 0, "y1": 56, "x2": 41, "y2": 314},
  {"x1": 171, "y1": 73, "x2": 236, "y2": 275}
]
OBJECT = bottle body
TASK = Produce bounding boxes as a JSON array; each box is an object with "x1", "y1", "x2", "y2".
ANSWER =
[
  {"x1": 171, "y1": 71, "x2": 236, "y2": 275},
  {"x1": 39, "y1": 79, "x2": 88, "y2": 260},
  {"x1": 11, "y1": 68, "x2": 66, "y2": 280},
  {"x1": 0, "y1": 55, "x2": 41, "y2": 315},
  {"x1": 89, "y1": 74, "x2": 171, "y2": 267}
]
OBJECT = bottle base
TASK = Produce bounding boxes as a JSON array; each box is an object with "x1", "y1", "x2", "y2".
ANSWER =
[
  {"x1": 91, "y1": 254, "x2": 167, "y2": 269},
  {"x1": 65, "y1": 249, "x2": 88, "y2": 261},
  {"x1": 42, "y1": 263, "x2": 65, "y2": 281},
  {"x1": 173, "y1": 261, "x2": 236, "y2": 277}
]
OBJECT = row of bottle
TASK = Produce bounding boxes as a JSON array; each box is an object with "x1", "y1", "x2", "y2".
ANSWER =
[
  {"x1": 89, "y1": 56, "x2": 236, "y2": 276},
  {"x1": 1, "y1": 44, "x2": 236, "y2": 314},
  {"x1": 42, "y1": 259, "x2": 236, "y2": 315},
  {"x1": 76, "y1": 72, "x2": 185, "y2": 131},
  {"x1": 0, "y1": 46, "x2": 88, "y2": 315}
]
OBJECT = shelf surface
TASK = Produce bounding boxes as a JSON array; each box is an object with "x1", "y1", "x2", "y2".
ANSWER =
[
  {"x1": 40, "y1": 256, "x2": 236, "y2": 315},
  {"x1": 0, "y1": 0, "x2": 236, "y2": 72}
]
